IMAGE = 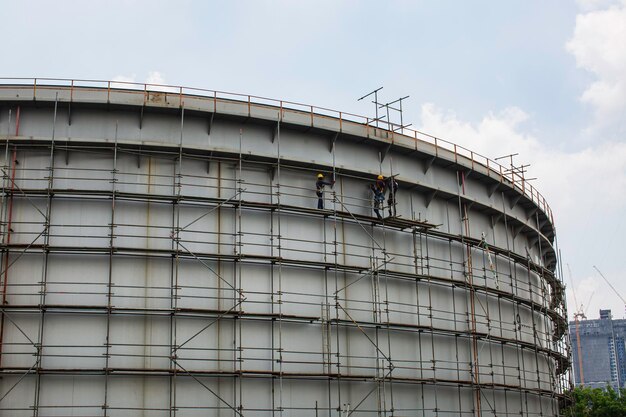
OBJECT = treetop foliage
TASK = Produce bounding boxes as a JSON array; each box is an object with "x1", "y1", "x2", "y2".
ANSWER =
[{"x1": 563, "y1": 386, "x2": 626, "y2": 417}]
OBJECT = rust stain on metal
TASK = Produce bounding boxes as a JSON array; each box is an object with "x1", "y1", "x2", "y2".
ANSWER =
[{"x1": 148, "y1": 92, "x2": 165, "y2": 104}]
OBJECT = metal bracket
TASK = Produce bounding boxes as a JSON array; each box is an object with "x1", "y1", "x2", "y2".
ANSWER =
[
  {"x1": 424, "y1": 190, "x2": 438, "y2": 208},
  {"x1": 329, "y1": 132, "x2": 339, "y2": 152},
  {"x1": 525, "y1": 207, "x2": 538, "y2": 221},
  {"x1": 491, "y1": 213, "x2": 502, "y2": 228},
  {"x1": 423, "y1": 156, "x2": 435, "y2": 175},
  {"x1": 509, "y1": 194, "x2": 522, "y2": 210},
  {"x1": 207, "y1": 112, "x2": 216, "y2": 136},
  {"x1": 380, "y1": 142, "x2": 392, "y2": 163},
  {"x1": 488, "y1": 183, "x2": 500, "y2": 198},
  {"x1": 139, "y1": 105, "x2": 145, "y2": 129},
  {"x1": 272, "y1": 119, "x2": 280, "y2": 144},
  {"x1": 544, "y1": 253, "x2": 557, "y2": 270}
]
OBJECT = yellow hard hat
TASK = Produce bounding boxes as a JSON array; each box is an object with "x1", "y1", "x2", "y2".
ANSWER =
[
  {"x1": 317, "y1": 173, "x2": 324, "y2": 178},
  {"x1": 377, "y1": 175, "x2": 384, "y2": 180}
]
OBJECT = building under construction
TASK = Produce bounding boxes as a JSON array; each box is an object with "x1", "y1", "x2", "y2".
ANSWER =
[
  {"x1": 0, "y1": 78, "x2": 571, "y2": 416},
  {"x1": 571, "y1": 309, "x2": 626, "y2": 390}
]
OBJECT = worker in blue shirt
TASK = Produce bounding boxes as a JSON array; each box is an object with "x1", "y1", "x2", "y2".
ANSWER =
[{"x1": 316, "y1": 173, "x2": 334, "y2": 209}]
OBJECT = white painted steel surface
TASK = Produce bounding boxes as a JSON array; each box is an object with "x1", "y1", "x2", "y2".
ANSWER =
[{"x1": 0, "y1": 83, "x2": 570, "y2": 417}]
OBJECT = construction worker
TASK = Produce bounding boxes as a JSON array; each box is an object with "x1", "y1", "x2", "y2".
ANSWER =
[
  {"x1": 370, "y1": 175, "x2": 386, "y2": 220},
  {"x1": 375, "y1": 174, "x2": 386, "y2": 195},
  {"x1": 386, "y1": 176, "x2": 399, "y2": 217},
  {"x1": 316, "y1": 173, "x2": 334, "y2": 209}
]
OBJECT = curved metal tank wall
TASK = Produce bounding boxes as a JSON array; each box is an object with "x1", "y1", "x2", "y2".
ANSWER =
[{"x1": 0, "y1": 81, "x2": 570, "y2": 417}]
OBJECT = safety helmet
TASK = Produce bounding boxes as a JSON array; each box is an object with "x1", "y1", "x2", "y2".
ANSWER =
[
  {"x1": 377, "y1": 175, "x2": 384, "y2": 180},
  {"x1": 317, "y1": 173, "x2": 324, "y2": 178}
]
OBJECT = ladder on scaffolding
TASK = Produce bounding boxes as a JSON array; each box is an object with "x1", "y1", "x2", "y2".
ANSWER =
[{"x1": 321, "y1": 301, "x2": 332, "y2": 375}]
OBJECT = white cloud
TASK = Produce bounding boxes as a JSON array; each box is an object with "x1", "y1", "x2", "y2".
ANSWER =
[
  {"x1": 146, "y1": 71, "x2": 166, "y2": 86},
  {"x1": 419, "y1": 103, "x2": 541, "y2": 168},
  {"x1": 145, "y1": 71, "x2": 178, "y2": 93},
  {"x1": 111, "y1": 73, "x2": 139, "y2": 89},
  {"x1": 534, "y1": 141, "x2": 626, "y2": 213},
  {"x1": 112, "y1": 74, "x2": 136, "y2": 83},
  {"x1": 567, "y1": 0, "x2": 626, "y2": 132},
  {"x1": 111, "y1": 71, "x2": 175, "y2": 92},
  {"x1": 420, "y1": 103, "x2": 626, "y2": 215},
  {"x1": 418, "y1": 103, "x2": 626, "y2": 319}
]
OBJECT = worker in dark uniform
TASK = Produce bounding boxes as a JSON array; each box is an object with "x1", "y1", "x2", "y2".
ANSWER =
[
  {"x1": 386, "y1": 176, "x2": 399, "y2": 217},
  {"x1": 370, "y1": 174, "x2": 386, "y2": 220},
  {"x1": 316, "y1": 173, "x2": 334, "y2": 209}
]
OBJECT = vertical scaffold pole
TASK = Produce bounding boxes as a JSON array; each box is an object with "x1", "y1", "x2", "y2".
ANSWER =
[
  {"x1": 0, "y1": 109, "x2": 15, "y2": 368},
  {"x1": 236, "y1": 128, "x2": 244, "y2": 414},
  {"x1": 33, "y1": 92, "x2": 58, "y2": 417},
  {"x1": 0, "y1": 108, "x2": 11, "y2": 239},
  {"x1": 334, "y1": 177, "x2": 344, "y2": 416},
  {"x1": 270, "y1": 118, "x2": 277, "y2": 417},
  {"x1": 322, "y1": 154, "x2": 328, "y2": 414},
  {"x1": 275, "y1": 114, "x2": 284, "y2": 417},
  {"x1": 333, "y1": 167, "x2": 342, "y2": 416},
  {"x1": 170, "y1": 104, "x2": 185, "y2": 416},
  {"x1": 102, "y1": 122, "x2": 119, "y2": 416},
  {"x1": 421, "y1": 225, "x2": 431, "y2": 417},
  {"x1": 457, "y1": 171, "x2": 482, "y2": 417},
  {"x1": 445, "y1": 203, "x2": 463, "y2": 413}
]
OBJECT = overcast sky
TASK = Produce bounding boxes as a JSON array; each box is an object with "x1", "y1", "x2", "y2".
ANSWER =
[{"x1": 1, "y1": 0, "x2": 625, "y2": 320}]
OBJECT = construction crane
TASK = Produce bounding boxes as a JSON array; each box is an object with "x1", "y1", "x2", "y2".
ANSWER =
[
  {"x1": 593, "y1": 265, "x2": 626, "y2": 307},
  {"x1": 569, "y1": 264, "x2": 594, "y2": 386}
]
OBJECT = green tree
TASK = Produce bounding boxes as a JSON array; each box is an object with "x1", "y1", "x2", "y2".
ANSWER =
[{"x1": 562, "y1": 386, "x2": 626, "y2": 417}]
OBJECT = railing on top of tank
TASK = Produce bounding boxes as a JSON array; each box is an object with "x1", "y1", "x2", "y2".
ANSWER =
[{"x1": 0, "y1": 77, "x2": 554, "y2": 227}]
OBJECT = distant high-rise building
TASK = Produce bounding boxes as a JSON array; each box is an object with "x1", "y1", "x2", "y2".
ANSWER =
[
  {"x1": 570, "y1": 309, "x2": 626, "y2": 389},
  {"x1": 600, "y1": 309, "x2": 612, "y2": 320}
]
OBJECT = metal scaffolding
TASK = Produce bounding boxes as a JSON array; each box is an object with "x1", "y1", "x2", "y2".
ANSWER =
[{"x1": 0, "y1": 90, "x2": 570, "y2": 416}]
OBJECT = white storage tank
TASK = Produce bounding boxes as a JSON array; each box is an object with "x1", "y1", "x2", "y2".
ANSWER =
[{"x1": 0, "y1": 79, "x2": 570, "y2": 416}]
